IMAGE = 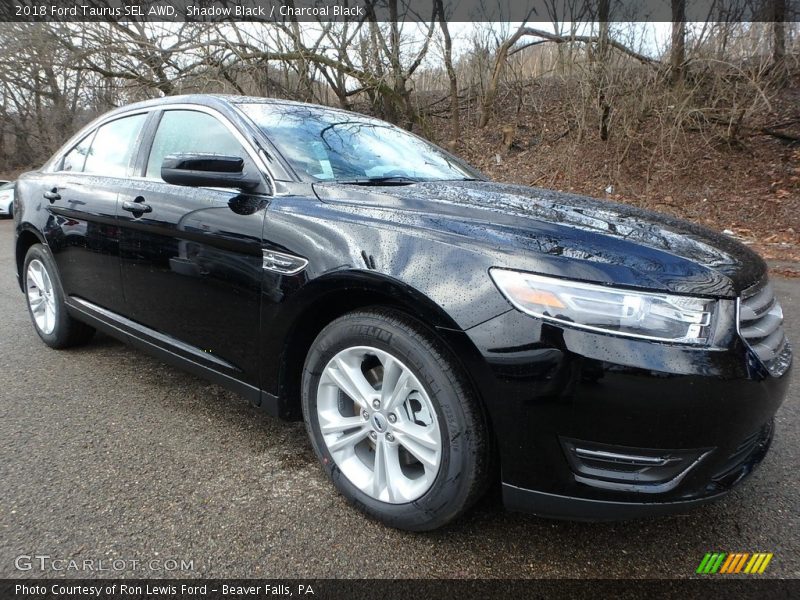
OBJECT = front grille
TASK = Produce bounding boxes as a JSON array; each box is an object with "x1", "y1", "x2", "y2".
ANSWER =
[{"x1": 738, "y1": 280, "x2": 792, "y2": 376}]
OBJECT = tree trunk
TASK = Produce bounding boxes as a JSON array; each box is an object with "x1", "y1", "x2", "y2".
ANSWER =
[
  {"x1": 435, "y1": 0, "x2": 460, "y2": 142},
  {"x1": 479, "y1": 33, "x2": 519, "y2": 128},
  {"x1": 597, "y1": 0, "x2": 611, "y2": 141},
  {"x1": 670, "y1": 0, "x2": 686, "y2": 86},
  {"x1": 773, "y1": 0, "x2": 786, "y2": 71}
]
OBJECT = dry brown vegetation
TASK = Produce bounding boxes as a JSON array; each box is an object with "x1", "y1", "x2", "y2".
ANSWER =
[{"x1": 433, "y1": 73, "x2": 800, "y2": 262}]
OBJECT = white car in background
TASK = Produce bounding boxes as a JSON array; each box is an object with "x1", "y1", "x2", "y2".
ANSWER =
[{"x1": 0, "y1": 181, "x2": 14, "y2": 218}]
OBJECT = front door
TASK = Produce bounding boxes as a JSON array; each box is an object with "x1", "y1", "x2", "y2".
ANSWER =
[{"x1": 117, "y1": 108, "x2": 270, "y2": 386}]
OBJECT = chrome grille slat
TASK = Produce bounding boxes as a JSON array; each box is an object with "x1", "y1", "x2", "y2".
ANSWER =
[
  {"x1": 739, "y1": 308, "x2": 783, "y2": 340},
  {"x1": 739, "y1": 296, "x2": 776, "y2": 322},
  {"x1": 741, "y1": 282, "x2": 775, "y2": 312},
  {"x1": 738, "y1": 279, "x2": 791, "y2": 377},
  {"x1": 751, "y1": 331, "x2": 786, "y2": 362}
]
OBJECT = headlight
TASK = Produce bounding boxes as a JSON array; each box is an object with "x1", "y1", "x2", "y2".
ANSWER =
[{"x1": 490, "y1": 268, "x2": 716, "y2": 344}]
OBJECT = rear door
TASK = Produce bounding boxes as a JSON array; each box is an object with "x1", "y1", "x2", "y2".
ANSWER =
[
  {"x1": 117, "y1": 107, "x2": 270, "y2": 386},
  {"x1": 43, "y1": 112, "x2": 149, "y2": 314}
]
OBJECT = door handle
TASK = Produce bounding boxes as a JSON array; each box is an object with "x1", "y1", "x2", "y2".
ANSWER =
[
  {"x1": 43, "y1": 188, "x2": 60, "y2": 202},
  {"x1": 122, "y1": 197, "x2": 152, "y2": 214}
]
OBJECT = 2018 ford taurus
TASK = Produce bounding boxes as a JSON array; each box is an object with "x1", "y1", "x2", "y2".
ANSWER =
[{"x1": 13, "y1": 95, "x2": 791, "y2": 530}]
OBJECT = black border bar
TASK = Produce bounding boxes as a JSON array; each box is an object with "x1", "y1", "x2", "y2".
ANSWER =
[
  {"x1": 2, "y1": 579, "x2": 800, "y2": 600},
  {"x1": 0, "y1": 0, "x2": 798, "y2": 23}
]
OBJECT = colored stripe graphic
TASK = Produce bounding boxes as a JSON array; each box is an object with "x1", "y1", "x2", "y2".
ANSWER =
[
  {"x1": 719, "y1": 554, "x2": 736, "y2": 573},
  {"x1": 711, "y1": 553, "x2": 727, "y2": 573},
  {"x1": 698, "y1": 553, "x2": 727, "y2": 574},
  {"x1": 733, "y1": 553, "x2": 750, "y2": 573},
  {"x1": 745, "y1": 554, "x2": 761, "y2": 573},
  {"x1": 758, "y1": 554, "x2": 773, "y2": 574},
  {"x1": 720, "y1": 553, "x2": 740, "y2": 573},
  {"x1": 696, "y1": 553, "x2": 713, "y2": 574},
  {"x1": 745, "y1": 553, "x2": 774, "y2": 574},
  {"x1": 698, "y1": 552, "x2": 773, "y2": 574}
]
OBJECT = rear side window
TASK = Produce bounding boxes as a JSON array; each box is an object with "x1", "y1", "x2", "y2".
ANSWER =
[
  {"x1": 83, "y1": 113, "x2": 147, "y2": 177},
  {"x1": 145, "y1": 110, "x2": 248, "y2": 179},
  {"x1": 61, "y1": 133, "x2": 95, "y2": 172}
]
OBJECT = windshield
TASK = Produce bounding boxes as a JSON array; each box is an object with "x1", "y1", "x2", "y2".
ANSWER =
[
  {"x1": 238, "y1": 103, "x2": 480, "y2": 184},
  {"x1": 0, "y1": 182, "x2": 13, "y2": 190}
]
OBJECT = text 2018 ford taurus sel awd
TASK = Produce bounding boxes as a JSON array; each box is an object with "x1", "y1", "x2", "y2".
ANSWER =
[{"x1": 13, "y1": 95, "x2": 791, "y2": 530}]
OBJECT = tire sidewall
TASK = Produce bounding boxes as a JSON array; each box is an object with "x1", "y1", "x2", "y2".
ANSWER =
[
  {"x1": 302, "y1": 313, "x2": 478, "y2": 530},
  {"x1": 23, "y1": 244, "x2": 69, "y2": 346}
]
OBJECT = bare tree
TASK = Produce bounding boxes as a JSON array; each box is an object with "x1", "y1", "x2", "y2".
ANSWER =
[
  {"x1": 596, "y1": 0, "x2": 612, "y2": 140},
  {"x1": 479, "y1": 22, "x2": 657, "y2": 128},
  {"x1": 670, "y1": 0, "x2": 687, "y2": 85},
  {"x1": 0, "y1": 10, "x2": 796, "y2": 179},
  {"x1": 0, "y1": 24, "x2": 87, "y2": 165},
  {"x1": 434, "y1": 0, "x2": 460, "y2": 142},
  {"x1": 773, "y1": 0, "x2": 787, "y2": 71}
]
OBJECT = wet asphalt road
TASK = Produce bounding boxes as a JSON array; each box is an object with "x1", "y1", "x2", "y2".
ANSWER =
[{"x1": 0, "y1": 218, "x2": 797, "y2": 580}]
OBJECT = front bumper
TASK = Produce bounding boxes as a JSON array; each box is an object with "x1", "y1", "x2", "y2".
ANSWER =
[
  {"x1": 503, "y1": 420, "x2": 774, "y2": 520},
  {"x1": 455, "y1": 307, "x2": 791, "y2": 520}
]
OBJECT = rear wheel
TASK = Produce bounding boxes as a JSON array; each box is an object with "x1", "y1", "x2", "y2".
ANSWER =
[
  {"x1": 23, "y1": 244, "x2": 95, "y2": 348},
  {"x1": 301, "y1": 308, "x2": 489, "y2": 531}
]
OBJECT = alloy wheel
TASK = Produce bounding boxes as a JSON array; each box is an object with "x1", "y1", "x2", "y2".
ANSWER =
[
  {"x1": 317, "y1": 346, "x2": 442, "y2": 503},
  {"x1": 26, "y1": 258, "x2": 57, "y2": 335}
]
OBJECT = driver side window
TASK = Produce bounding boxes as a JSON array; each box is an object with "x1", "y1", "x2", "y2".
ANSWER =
[
  {"x1": 146, "y1": 110, "x2": 251, "y2": 180},
  {"x1": 61, "y1": 133, "x2": 95, "y2": 173}
]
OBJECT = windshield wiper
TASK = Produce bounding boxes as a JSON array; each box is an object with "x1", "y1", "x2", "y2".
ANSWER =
[
  {"x1": 336, "y1": 176, "x2": 425, "y2": 186},
  {"x1": 332, "y1": 176, "x2": 481, "y2": 186}
]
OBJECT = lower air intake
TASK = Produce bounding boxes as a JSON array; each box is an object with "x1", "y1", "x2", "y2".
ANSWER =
[{"x1": 560, "y1": 438, "x2": 711, "y2": 494}]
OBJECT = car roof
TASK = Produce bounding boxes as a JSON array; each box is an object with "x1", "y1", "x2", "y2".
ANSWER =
[{"x1": 106, "y1": 94, "x2": 349, "y2": 118}]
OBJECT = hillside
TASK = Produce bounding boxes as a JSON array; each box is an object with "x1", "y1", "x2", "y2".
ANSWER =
[{"x1": 425, "y1": 75, "x2": 800, "y2": 268}]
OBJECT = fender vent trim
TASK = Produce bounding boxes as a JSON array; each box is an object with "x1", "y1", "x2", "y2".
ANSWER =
[{"x1": 262, "y1": 249, "x2": 308, "y2": 275}]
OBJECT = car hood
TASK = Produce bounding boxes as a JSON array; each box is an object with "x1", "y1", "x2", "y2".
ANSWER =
[{"x1": 313, "y1": 180, "x2": 766, "y2": 298}]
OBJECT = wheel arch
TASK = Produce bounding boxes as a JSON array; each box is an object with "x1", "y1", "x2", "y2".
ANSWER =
[
  {"x1": 271, "y1": 270, "x2": 485, "y2": 422},
  {"x1": 15, "y1": 226, "x2": 46, "y2": 292}
]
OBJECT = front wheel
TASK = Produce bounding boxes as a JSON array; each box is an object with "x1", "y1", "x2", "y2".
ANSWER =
[
  {"x1": 301, "y1": 308, "x2": 490, "y2": 531},
  {"x1": 23, "y1": 244, "x2": 95, "y2": 348}
]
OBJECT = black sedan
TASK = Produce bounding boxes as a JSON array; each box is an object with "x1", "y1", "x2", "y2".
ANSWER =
[{"x1": 13, "y1": 95, "x2": 791, "y2": 530}]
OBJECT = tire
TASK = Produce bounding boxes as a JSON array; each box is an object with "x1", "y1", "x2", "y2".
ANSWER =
[
  {"x1": 23, "y1": 244, "x2": 95, "y2": 349},
  {"x1": 301, "y1": 308, "x2": 489, "y2": 531}
]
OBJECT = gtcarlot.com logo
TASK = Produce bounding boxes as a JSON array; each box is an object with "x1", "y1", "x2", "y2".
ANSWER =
[
  {"x1": 696, "y1": 552, "x2": 773, "y2": 574},
  {"x1": 14, "y1": 554, "x2": 194, "y2": 573}
]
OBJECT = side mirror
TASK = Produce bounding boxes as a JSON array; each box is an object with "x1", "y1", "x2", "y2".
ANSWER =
[{"x1": 161, "y1": 154, "x2": 261, "y2": 191}]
